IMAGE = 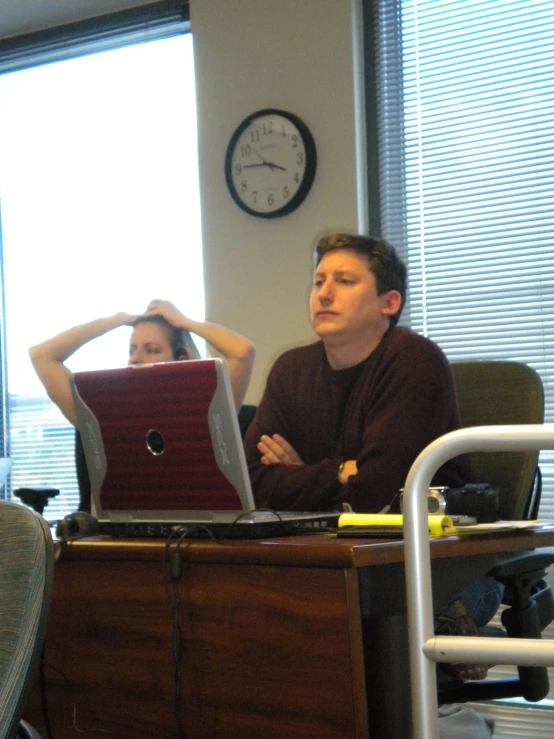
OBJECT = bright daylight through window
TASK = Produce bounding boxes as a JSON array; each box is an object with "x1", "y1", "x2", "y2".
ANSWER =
[{"x1": 0, "y1": 33, "x2": 203, "y2": 519}]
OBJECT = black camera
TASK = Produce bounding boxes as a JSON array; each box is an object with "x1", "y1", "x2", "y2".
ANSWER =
[
  {"x1": 444, "y1": 483, "x2": 499, "y2": 523},
  {"x1": 399, "y1": 483, "x2": 499, "y2": 523}
]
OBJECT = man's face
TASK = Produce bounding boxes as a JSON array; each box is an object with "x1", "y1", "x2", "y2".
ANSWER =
[{"x1": 310, "y1": 249, "x2": 398, "y2": 342}]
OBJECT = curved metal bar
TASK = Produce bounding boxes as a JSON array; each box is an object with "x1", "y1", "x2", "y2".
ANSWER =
[
  {"x1": 427, "y1": 635, "x2": 554, "y2": 666},
  {"x1": 402, "y1": 424, "x2": 554, "y2": 739}
]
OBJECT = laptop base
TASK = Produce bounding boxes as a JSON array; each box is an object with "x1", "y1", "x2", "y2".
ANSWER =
[{"x1": 98, "y1": 513, "x2": 340, "y2": 540}]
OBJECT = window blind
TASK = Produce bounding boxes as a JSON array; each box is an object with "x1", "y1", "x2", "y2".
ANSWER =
[
  {"x1": 373, "y1": 0, "x2": 554, "y2": 514},
  {"x1": 371, "y1": 0, "x2": 554, "y2": 723}
]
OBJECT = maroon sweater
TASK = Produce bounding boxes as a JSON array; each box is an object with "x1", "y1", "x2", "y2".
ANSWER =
[{"x1": 244, "y1": 327, "x2": 470, "y2": 513}]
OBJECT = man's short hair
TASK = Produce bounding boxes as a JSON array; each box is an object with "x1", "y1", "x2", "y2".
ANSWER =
[{"x1": 314, "y1": 233, "x2": 407, "y2": 326}]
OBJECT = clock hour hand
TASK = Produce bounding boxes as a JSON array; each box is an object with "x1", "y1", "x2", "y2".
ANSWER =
[
  {"x1": 242, "y1": 161, "x2": 286, "y2": 172},
  {"x1": 248, "y1": 147, "x2": 286, "y2": 172}
]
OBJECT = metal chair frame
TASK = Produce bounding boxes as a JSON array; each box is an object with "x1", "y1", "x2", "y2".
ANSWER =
[{"x1": 403, "y1": 424, "x2": 554, "y2": 739}]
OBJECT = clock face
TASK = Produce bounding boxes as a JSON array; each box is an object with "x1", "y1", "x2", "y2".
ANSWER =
[{"x1": 225, "y1": 109, "x2": 317, "y2": 218}]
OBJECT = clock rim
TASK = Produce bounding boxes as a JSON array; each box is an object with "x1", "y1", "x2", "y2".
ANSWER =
[{"x1": 224, "y1": 108, "x2": 317, "y2": 219}]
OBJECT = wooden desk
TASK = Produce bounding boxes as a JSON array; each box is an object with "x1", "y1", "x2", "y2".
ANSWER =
[{"x1": 23, "y1": 528, "x2": 554, "y2": 739}]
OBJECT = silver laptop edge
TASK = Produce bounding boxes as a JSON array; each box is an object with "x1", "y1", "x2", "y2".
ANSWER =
[{"x1": 207, "y1": 359, "x2": 256, "y2": 511}]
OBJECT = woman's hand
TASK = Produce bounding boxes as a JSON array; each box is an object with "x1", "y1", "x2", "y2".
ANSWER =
[
  {"x1": 142, "y1": 299, "x2": 189, "y2": 329},
  {"x1": 116, "y1": 311, "x2": 139, "y2": 326}
]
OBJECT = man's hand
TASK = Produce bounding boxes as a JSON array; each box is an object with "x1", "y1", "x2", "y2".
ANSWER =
[{"x1": 257, "y1": 434, "x2": 304, "y2": 467}]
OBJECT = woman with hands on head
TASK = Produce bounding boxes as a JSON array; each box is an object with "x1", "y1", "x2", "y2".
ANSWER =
[{"x1": 29, "y1": 298, "x2": 256, "y2": 430}]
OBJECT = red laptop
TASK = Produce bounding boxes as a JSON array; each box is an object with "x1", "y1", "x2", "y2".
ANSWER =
[{"x1": 70, "y1": 358, "x2": 339, "y2": 538}]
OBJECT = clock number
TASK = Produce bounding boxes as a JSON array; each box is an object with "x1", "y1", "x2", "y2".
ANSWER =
[
  {"x1": 293, "y1": 171, "x2": 300, "y2": 183},
  {"x1": 283, "y1": 186, "x2": 290, "y2": 200},
  {"x1": 235, "y1": 163, "x2": 242, "y2": 175},
  {"x1": 263, "y1": 122, "x2": 273, "y2": 135},
  {"x1": 240, "y1": 145, "x2": 251, "y2": 157},
  {"x1": 241, "y1": 181, "x2": 248, "y2": 193},
  {"x1": 291, "y1": 134, "x2": 298, "y2": 148},
  {"x1": 296, "y1": 152, "x2": 304, "y2": 165},
  {"x1": 268, "y1": 194, "x2": 275, "y2": 206},
  {"x1": 252, "y1": 191, "x2": 258, "y2": 203},
  {"x1": 250, "y1": 129, "x2": 260, "y2": 143}
]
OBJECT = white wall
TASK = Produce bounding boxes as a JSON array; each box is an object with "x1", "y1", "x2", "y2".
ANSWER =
[{"x1": 191, "y1": 0, "x2": 367, "y2": 401}]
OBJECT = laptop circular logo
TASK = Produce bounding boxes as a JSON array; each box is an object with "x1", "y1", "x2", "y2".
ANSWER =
[{"x1": 146, "y1": 429, "x2": 165, "y2": 455}]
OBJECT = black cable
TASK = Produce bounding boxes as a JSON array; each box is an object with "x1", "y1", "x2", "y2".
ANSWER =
[
  {"x1": 227, "y1": 507, "x2": 294, "y2": 536},
  {"x1": 39, "y1": 662, "x2": 116, "y2": 734},
  {"x1": 161, "y1": 527, "x2": 186, "y2": 739},
  {"x1": 166, "y1": 523, "x2": 226, "y2": 739},
  {"x1": 170, "y1": 574, "x2": 184, "y2": 739},
  {"x1": 162, "y1": 527, "x2": 186, "y2": 606},
  {"x1": 171, "y1": 527, "x2": 197, "y2": 739},
  {"x1": 162, "y1": 517, "x2": 288, "y2": 737}
]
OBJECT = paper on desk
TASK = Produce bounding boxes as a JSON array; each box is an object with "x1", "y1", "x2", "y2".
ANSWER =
[
  {"x1": 337, "y1": 513, "x2": 455, "y2": 537},
  {"x1": 450, "y1": 520, "x2": 554, "y2": 535}
]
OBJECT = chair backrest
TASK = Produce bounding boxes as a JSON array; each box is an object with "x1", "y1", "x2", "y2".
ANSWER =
[
  {"x1": 450, "y1": 361, "x2": 544, "y2": 520},
  {"x1": 237, "y1": 404, "x2": 257, "y2": 439},
  {"x1": 0, "y1": 500, "x2": 54, "y2": 739}
]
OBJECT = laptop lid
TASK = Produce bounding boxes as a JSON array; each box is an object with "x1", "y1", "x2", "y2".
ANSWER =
[{"x1": 70, "y1": 358, "x2": 255, "y2": 525}]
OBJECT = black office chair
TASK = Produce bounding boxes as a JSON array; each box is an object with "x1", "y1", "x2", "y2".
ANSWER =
[
  {"x1": 451, "y1": 361, "x2": 544, "y2": 521},
  {"x1": 0, "y1": 499, "x2": 54, "y2": 739},
  {"x1": 238, "y1": 404, "x2": 257, "y2": 439},
  {"x1": 438, "y1": 360, "x2": 554, "y2": 704}
]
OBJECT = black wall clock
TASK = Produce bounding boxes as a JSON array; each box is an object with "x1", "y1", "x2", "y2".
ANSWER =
[{"x1": 224, "y1": 108, "x2": 317, "y2": 218}]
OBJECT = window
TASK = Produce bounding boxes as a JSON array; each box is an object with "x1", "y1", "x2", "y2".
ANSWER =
[
  {"x1": 0, "y1": 6, "x2": 203, "y2": 520},
  {"x1": 370, "y1": 0, "x2": 554, "y2": 727}
]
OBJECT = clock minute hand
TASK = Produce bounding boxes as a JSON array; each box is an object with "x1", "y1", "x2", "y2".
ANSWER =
[
  {"x1": 249, "y1": 147, "x2": 286, "y2": 171},
  {"x1": 251, "y1": 146, "x2": 269, "y2": 164}
]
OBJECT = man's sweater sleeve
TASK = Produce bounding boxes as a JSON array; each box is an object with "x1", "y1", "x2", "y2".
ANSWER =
[
  {"x1": 243, "y1": 353, "x2": 343, "y2": 511},
  {"x1": 335, "y1": 338, "x2": 464, "y2": 512}
]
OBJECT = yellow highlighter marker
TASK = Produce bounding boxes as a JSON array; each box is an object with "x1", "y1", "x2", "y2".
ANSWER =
[{"x1": 337, "y1": 513, "x2": 455, "y2": 537}]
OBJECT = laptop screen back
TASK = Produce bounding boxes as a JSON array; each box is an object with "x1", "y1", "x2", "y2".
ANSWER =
[{"x1": 70, "y1": 359, "x2": 256, "y2": 523}]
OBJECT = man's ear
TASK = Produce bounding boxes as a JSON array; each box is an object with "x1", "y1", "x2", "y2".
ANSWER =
[{"x1": 381, "y1": 290, "x2": 402, "y2": 318}]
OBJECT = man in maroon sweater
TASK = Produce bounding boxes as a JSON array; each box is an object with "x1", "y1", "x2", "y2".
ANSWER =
[
  {"x1": 244, "y1": 232, "x2": 469, "y2": 514},
  {"x1": 244, "y1": 232, "x2": 502, "y2": 679}
]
